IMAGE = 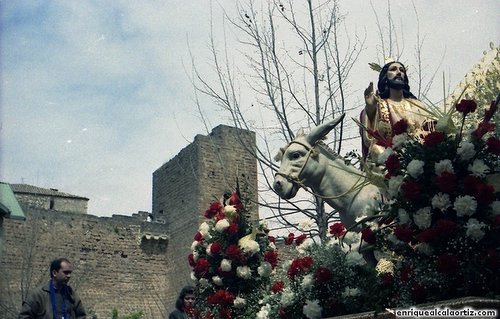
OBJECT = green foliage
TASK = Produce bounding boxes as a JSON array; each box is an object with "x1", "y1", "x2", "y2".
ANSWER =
[{"x1": 111, "y1": 308, "x2": 143, "y2": 319}]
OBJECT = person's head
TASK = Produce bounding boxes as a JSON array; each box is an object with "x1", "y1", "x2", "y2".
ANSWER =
[
  {"x1": 377, "y1": 61, "x2": 416, "y2": 99},
  {"x1": 175, "y1": 286, "x2": 195, "y2": 312},
  {"x1": 50, "y1": 258, "x2": 73, "y2": 288}
]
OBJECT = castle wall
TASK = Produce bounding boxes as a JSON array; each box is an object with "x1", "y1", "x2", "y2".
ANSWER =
[
  {"x1": 152, "y1": 125, "x2": 258, "y2": 312},
  {"x1": 0, "y1": 208, "x2": 169, "y2": 319}
]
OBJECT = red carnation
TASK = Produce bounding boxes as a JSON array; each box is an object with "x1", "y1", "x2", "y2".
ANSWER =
[
  {"x1": 219, "y1": 308, "x2": 232, "y2": 319},
  {"x1": 463, "y1": 175, "x2": 482, "y2": 195},
  {"x1": 225, "y1": 244, "x2": 241, "y2": 260},
  {"x1": 487, "y1": 136, "x2": 500, "y2": 155},
  {"x1": 400, "y1": 266, "x2": 412, "y2": 282},
  {"x1": 401, "y1": 180, "x2": 422, "y2": 201},
  {"x1": 288, "y1": 256, "x2": 314, "y2": 279},
  {"x1": 424, "y1": 131, "x2": 445, "y2": 147},
  {"x1": 456, "y1": 99, "x2": 477, "y2": 114},
  {"x1": 394, "y1": 225, "x2": 413, "y2": 243},
  {"x1": 361, "y1": 227, "x2": 376, "y2": 245},
  {"x1": 194, "y1": 232, "x2": 203, "y2": 242},
  {"x1": 434, "y1": 219, "x2": 458, "y2": 239},
  {"x1": 271, "y1": 280, "x2": 285, "y2": 293},
  {"x1": 295, "y1": 234, "x2": 307, "y2": 246},
  {"x1": 194, "y1": 258, "x2": 210, "y2": 277},
  {"x1": 207, "y1": 290, "x2": 236, "y2": 305},
  {"x1": 205, "y1": 201, "x2": 223, "y2": 219},
  {"x1": 381, "y1": 273, "x2": 393, "y2": 286},
  {"x1": 416, "y1": 228, "x2": 438, "y2": 243},
  {"x1": 329, "y1": 222, "x2": 346, "y2": 238},
  {"x1": 210, "y1": 242, "x2": 222, "y2": 255},
  {"x1": 385, "y1": 154, "x2": 401, "y2": 177},
  {"x1": 435, "y1": 172, "x2": 456, "y2": 194},
  {"x1": 315, "y1": 267, "x2": 332, "y2": 283},
  {"x1": 268, "y1": 235, "x2": 276, "y2": 243},
  {"x1": 284, "y1": 233, "x2": 295, "y2": 245},
  {"x1": 473, "y1": 121, "x2": 495, "y2": 140},
  {"x1": 475, "y1": 183, "x2": 495, "y2": 205},
  {"x1": 188, "y1": 254, "x2": 196, "y2": 267},
  {"x1": 264, "y1": 250, "x2": 279, "y2": 269},
  {"x1": 392, "y1": 119, "x2": 409, "y2": 135},
  {"x1": 436, "y1": 254, "x2": 459, "y2": 274},
  {"x1": 227, "y1": 223, "x2": 238, "y2": 235}
]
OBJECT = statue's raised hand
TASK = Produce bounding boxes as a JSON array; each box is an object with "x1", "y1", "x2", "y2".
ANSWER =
[{"x1": 364, "y1": 82, "x2": 377, "y2": 106}]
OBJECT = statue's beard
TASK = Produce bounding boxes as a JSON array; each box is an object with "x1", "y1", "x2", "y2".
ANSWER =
[{"x1": 387, "y1": 78, "x2": 405, "y2": 90}]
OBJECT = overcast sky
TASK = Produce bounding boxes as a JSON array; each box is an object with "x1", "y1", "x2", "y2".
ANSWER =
[{"x1": 1, "y1": 1, "x2": 498, "y2": 217}]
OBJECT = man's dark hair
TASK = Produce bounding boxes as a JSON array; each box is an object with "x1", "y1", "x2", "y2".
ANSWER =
[
  {"x1": 377, "y1": 61, "x2": 417, "y2": 99},
  {"x1": 49, "y1": 257, "x2": 71, "y2": 278},
  {"x1": 175, "y1": 285, "x2": 195, "y2": 311}
]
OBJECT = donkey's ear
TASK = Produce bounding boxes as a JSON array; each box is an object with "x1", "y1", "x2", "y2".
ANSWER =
[
  {"x1": 306, "y1": 113, "x2": 345, "y2": 144},
  {"x1": 295, "y1": 128, "x2": 305, "y2": 137}
]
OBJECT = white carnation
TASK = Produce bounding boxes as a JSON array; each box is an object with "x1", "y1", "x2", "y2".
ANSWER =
[
  {"x1": 415, "y1": 243, "x2": 433, "y2": 256},
  {"x1": 388, "y1": 175, "x2": 404, "y2": 197},
  {"x1": 454, "y1": 195, "x2": 477, "y2": 217},
  {"x1": 398, "y1": 208, "x2": 410, "y2": 224},
  {"x1": 297, "y1": 238, "x2": 315, "y2": 254},
  {"x1": 257, "y1": 262, "x2": 273, "y2": 277},
  {"x1": 212, "y1": 276, "x2": 223, "y2": 286},
  {"x1": 346, "y1": 250, "x2": 365, "y2": 266},
  {"x1": 434, "y1": 159, "x2": 454, "y2": 175},
  {"x1": 191, "y1": 241, "x2": 199, "y2": 251},
  {"x1": 199, "y1": 222, "x2": 212, "y2": 239},
  {"x1": 432, "y1": 193, "x2": 451, "y2": 210},
  {"x1": 220, "y1": 259, "x2": 232, "y2": 272},
  {"x1": 298, "y1": 218, "x2": 314, "y2": 231},
  {"x1": 392, "y1": 133, "x2": 408, "y2": 149},
  {"x1": 465, "y1": 218, "x2": 486, "y2": 241},
  {"x1": 198, "y1": 278, "x2": 209, "y2": 287},
  {"x1": 457, "y1": 141, "x2": 476, "y2": 161},
  {"x1": 413, "y1": 207, "x2": 432, "y2": 229},
  {"x1": 407, "y1": 159, "x2": 425, "y2": 178},
  {"x1": 233, "y1": 297, "x2": 246, "y2": 308},
  {"x1": 342, "y1": 287, "x2": 361, "y2": 298},
  {"x1": 239, "y1": 238, "x2": 260, "y2": 255},
  {"x1": 256, "y1": 304, "x2": 271, "y2": 319},
  {"x1": 342, "y1": 231, "x2": 361, "y2": 246},
  {"x1": 236, "y1": 265, "x2": 252, "y2": 279},
  {"x1": 491, "y1": 201, "x2": 500, "y2": 215},
  {"x1": 468, "y1": 159, "x2": 489, "y2": 177},
  {"x1": 303, "y1": 299, "x2": 322, "y2": 319},
  {"x1": 280, "y1": 288, "x2": 296, "y2": 307},
  {"x1": 301, "y1": 274, "x2": 315, "y2": 290},
  {"x1": 377, "y1": 148, "x2": 394, "y2": 164},
  {"x1": 215, "y1": 219, "x2": 230, "y2": 232},
  {"x1": 224, "y1": 205, "x2": 237, "y2": 218}
]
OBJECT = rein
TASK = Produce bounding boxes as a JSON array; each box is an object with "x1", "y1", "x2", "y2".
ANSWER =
[{"x1": 276, "y1": 140, "x2": 367, "y2": 200}]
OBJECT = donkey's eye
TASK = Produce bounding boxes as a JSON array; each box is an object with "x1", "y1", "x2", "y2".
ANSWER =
[{"x1": 291, "y1": 152, "x2": 301, "y2": 159}]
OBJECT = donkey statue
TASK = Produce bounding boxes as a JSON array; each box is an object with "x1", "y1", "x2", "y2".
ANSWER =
[{"x1": 273, "y1": 114, "x2": 381, "y2": 263}]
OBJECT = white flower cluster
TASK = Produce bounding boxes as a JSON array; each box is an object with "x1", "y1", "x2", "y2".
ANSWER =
[{"x1": 303, "y1": 299, "x2": 322, "y2": 319}]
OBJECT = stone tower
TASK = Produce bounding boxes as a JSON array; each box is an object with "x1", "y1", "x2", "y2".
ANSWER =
[{"x1": 152, "y1": 124, "x2": 258, "y2": 306}]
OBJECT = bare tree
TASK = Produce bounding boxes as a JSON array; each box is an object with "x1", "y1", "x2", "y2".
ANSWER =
[{"x1": 189, "y1": 0, "x2": 365, "y2": 240}]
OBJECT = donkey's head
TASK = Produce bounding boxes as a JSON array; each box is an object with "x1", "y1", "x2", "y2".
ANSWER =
[{"x1": 273, "y1": 114, "x2": 345, "y2": 200}]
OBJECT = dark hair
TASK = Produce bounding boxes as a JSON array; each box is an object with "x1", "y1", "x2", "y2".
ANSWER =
[
  {"x1": 377, "y1": 61, "x2": 416, "y2": 99},
  {"x1": 49, "y1": 257, "x2": 71, "y2": 278},
  {"x1": 175, "y1": 285, "x2": 195, "y2": 311}
]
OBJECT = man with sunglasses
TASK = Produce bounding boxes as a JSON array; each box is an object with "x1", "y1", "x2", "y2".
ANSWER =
[{"x1": 19, "y1": 258, "x2": 87, "y2": 319}]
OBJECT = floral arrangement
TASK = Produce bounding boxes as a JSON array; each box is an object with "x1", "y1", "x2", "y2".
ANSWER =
[
  {"x1": 362, "y1": 99, "x2": 500, "y2": 306},
  {"x1": 189, "y1": 187, "x2": 278, "y2": 319},
  {"x1": 255, "y1": 223, "x2": 382, "y2": 319}
]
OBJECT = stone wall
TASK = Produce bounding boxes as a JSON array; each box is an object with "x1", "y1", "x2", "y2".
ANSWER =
[
  {"x1": 0, "y1": 207, "x2": 169, "y2": 319},
  {"x1": 14, "y1": 193, "x2": 88, "y2": 214},
  {"x1": 153, "y1": 124, "x2": 258, "y2": 311}
]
